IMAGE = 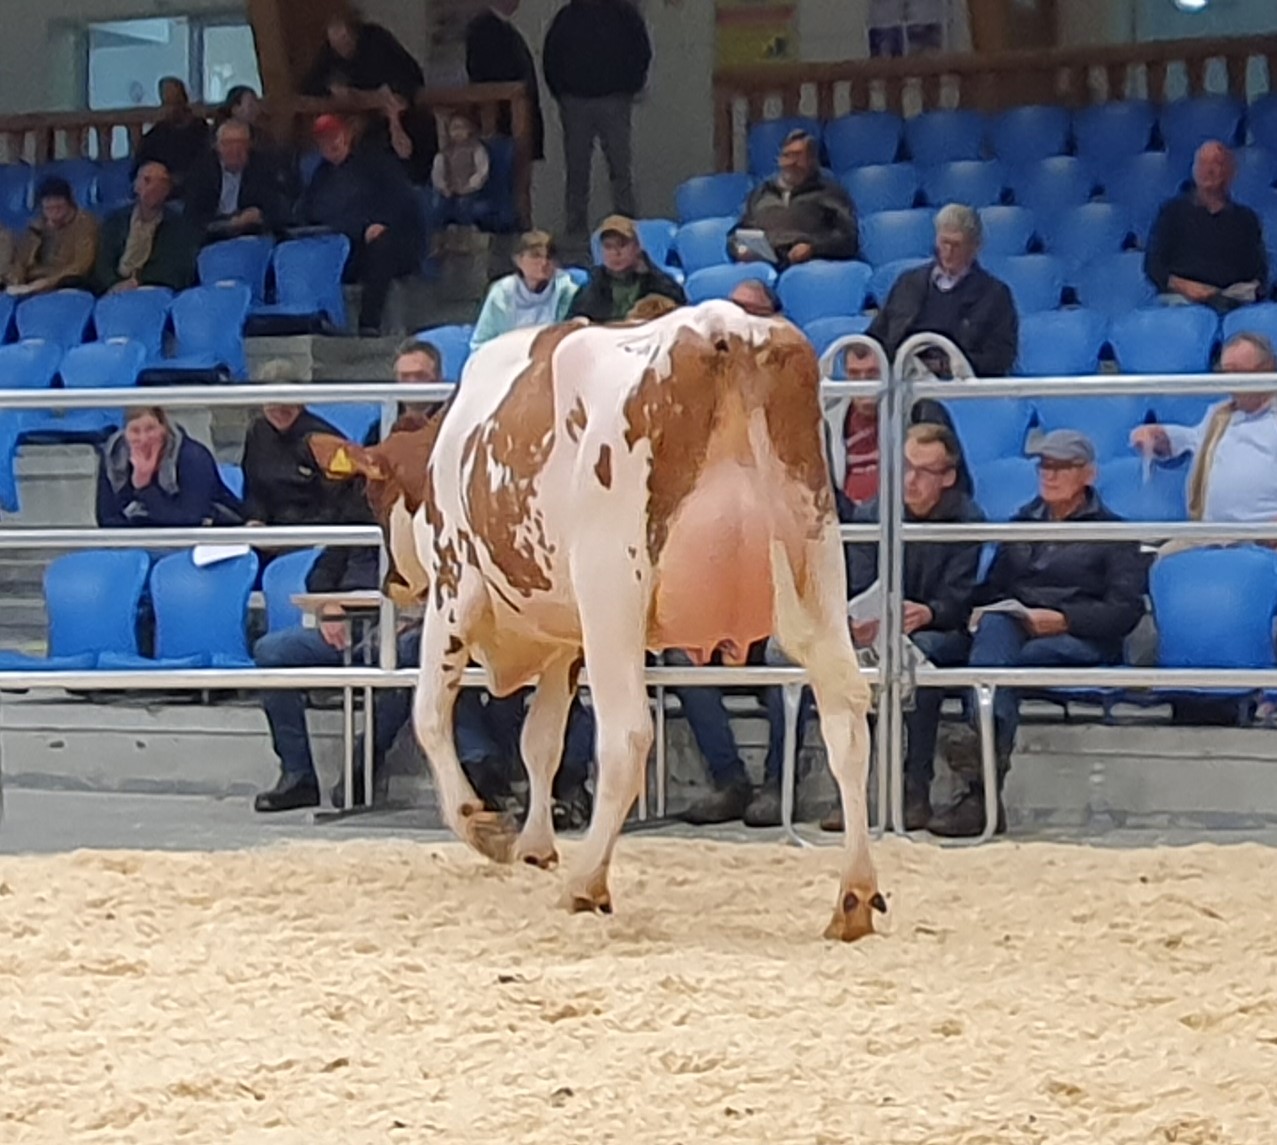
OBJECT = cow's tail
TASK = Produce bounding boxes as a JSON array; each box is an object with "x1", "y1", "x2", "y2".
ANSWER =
[{"x1": 768, "y1": 538, "x2": 819, "y2": 663}]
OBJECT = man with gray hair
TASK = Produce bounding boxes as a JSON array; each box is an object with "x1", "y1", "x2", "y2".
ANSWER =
[
  {"x1": 185, "y1": 119, "x2": 288, "y2": 241},
  {"x1": 867, "y1": 202, "x2": 1018, "y2": 377},
  {"x1": 1131, "y1": 331, "x2": 1277, "y2": 523}
]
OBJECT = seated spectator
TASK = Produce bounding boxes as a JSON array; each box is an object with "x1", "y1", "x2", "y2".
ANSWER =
[
  {"x1": 1144, "y1": 141, "x2": 1267, "y2": 311},
  {"x1": 134, "y1": 78, "x2": 211, "y2": 191},
  {"x1": 216, "y1": 85, "x2": 262, "y2": 132},
  {"x1": 302, "y1": 6, "x2": 425, "y2": 103},
  {"x1": 296, "y1": 114, "x2": 424, "y2": 335},
  {"x1": 1131, "y1": 332, "x2": 1277, "y2": 525},
  {"x1": 727, "y1": 278, "x2": 780, "y2": 317},
  {"x1": 92, "y1": 161, "x2": 200, "y2": 295},
  {"x1": 729, "y1": 129, "x2": 858, "y2": 268},
  {"x1": 364, "y1": 338, "x2": 445, "y2": 444},
  {"x1": 933, "y1": 429, "x2": 1147, "y2": 838},
  {"x1": 431, "y1": 113, "x2": 490, "y2": 234},
  {"x1": 471, "y1": 230, "x2": 578, "y2": 348},
  {"x1": 867, "y1": 203, "x2": 1018, "y2": 378},
  {"x1": 184, "y1": 120, "x2": 287, "y2": 241},
  {"x1": 96, "y1": 407, "x2": 243, "y2": 527},
  {"x1": 3, "y1": 177, "x2": 99, "y2": 295},
  {"x1": 0, "y1": 224, "x2": 14, "y2": 282},
  {"x1": 568, "y1": 215, "x2": 685, "y2": 323}
]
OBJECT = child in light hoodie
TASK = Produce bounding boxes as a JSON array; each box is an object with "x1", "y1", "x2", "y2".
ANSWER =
[{"x1": 470, "y1": 230, "x2": 579, "y2": 349}]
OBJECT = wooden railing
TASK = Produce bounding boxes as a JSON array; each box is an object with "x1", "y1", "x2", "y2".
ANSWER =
[
  {"x1": 714, "y1": 33, "x2": 1277, "y2": 171},
  {"x1": 0, "y1": 82, "x2": 534, "y2": 227}
]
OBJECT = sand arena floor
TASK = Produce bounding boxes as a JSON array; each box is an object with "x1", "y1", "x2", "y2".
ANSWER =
[{"x1": 1, "y1": 835, "x2": 1276, "y2": 1144}]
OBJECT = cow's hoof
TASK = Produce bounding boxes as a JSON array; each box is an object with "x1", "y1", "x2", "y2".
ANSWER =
[
  {"x1": 561, "y1": 871, "x2": 613, "y2": 915},
  {"x1": 460, "y1": 804, "x2": 517, "y2": 864},
  {"x1": 824, "y1": 886, "x2": 886, "y2": 943},
  {"x1": 516, "y1": 846, "x2": 560, "y2": 872}
]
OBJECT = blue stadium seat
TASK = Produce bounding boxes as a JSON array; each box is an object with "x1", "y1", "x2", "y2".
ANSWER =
[
  {"x1": 946, "y1": 397, "x2": 1033, "y2": 464},
  {"x1": 35, "y1": 159, "x2": 99, "y2": 208},
  {"x1": 921, "y1": 159, "x2": 1006, "y2": 209},
  {"x1": 673, "y1": 216, "x2": 735, "y2": 274},
  {"x1": 983, "y1": 254, "x2": 1065, "y2": 314},
  {"x1": 252, "y1": 235, "x2": 351, "y2": 332},
  {"x1": 1073, "y1": 101, "x2": 1157, "y2": 169},
  {"x1": 859, "y1": 208, "x2": 936, "y2": 266},
  {"x1": 591, "y1": 218, "x2": 678, "y2": 267},
  {"x1": 94, "y1": 160, "x2": 135, "y2": 210},
  {"x1": 1230, "y1": 146, "x2": 1277, "y2": 212},
  {"x1": 1109, "y1": 305, "x2": 1219, "y2": 374},
  {"x1": 1095, "y1": 455, "x2": 1187, "y2": 522},
  {"x1": 416, "y1": 323, "x2": 472, "y2": 383},
  {"x1": 1008, "y1": 156, "x2": 1097, "y2": 220},
  {"x1": 1222, "y1": 302, "x2": 1277, "y2": 348},
  {"x1": 776, "y1": 260, "x2": 871, "y2": 325},
  {"x1": 868, "y1": 257, "x2": 929, "y2": 307},
  {"x1": 1248, "y1": 93, "x2": 1277, "y2": 153},
  {"x1": 841, "y1": 163, "x2": 918, "y2": 214},
  {"x1": 479, "y1": 135, "x2": 519, "y2": 232},
  {"x1": 197, "y1": 236, "x2": 275, "y2": 305},
  {"x1": 685, "y1": 263, "x2": 777, "y2": 305},
  {"x1": 1101, "y1": 151, "x2": 1190, "y2": 242},
  {"x1": 989, "y1": 105, "x2": 1071, "y2": 165},
  {"x1": 978, "y1": 205, "x2": 1035, "y2": 257},
  {"x1": 0, "y1": 293, "x2": 14, "y2": 342},
  {"x1": 217, "y1": 461, "x2": 244, "y2": 499},
  {"x1": 93, "y1": 287, "x2": 173, "y2": 363},
  {"x1": 1031, "y1": 395, "x2": 1147, "y2": 459},
  {"x1": 675, "y1": 173, "x2": 754, "y2": 223},
  {"x1": 307, "y1": 402, "x2": 380, "y2": 443},
  {"x1": 0, "y1": 164, "x2": 32, "y2": 215},
  {"x1": 747, "y1": 116, "x2": 821, "y2": 177},
  {"x1": 1016, "y1": 309, "x2": 1109, "y2": 377},
  {"x1": 19, "y1": 339, "x2": 146, "y2": 444},
  {"x1": 1037, "y1": 202, "x2": 1132, "y2": 272},
  {"x1": 153, "y1": 283, "x2": 252, "y2": 382},
  {"x1": 970, "y1": 456, "x2": 1038, "y2": 522},
  {"x1": 823, "y1": 111, "x2": 903, "y2": 172},
  {"x1": 903, "y1": 110, "x2": 986, "y2": 167},
  {"x1": 261, "y1": 548, "x2": 323, "y2": 633},
  {"x1": 1071, "y1": 251, "x2": 1158, "y2": 317},
  {"x1": 1150, "y1": 394, "x2": 1216, "y2": 428},
  {"x1": 100, "y1": 549, "x2": 259, "y2": 670},
  {"x1": 803, "y1": 315, "x2": 872, "y2": 356},
  {"x1": 15, "y1": 289, "x2": 95, "y2": 350},
  {"x1": 0, "y1": 550, "x2": 152, "y2": 672},
  {"x1": 564, "y1": 265, "x2": 589, "y2": 288},
  {"x1": 0, "y1": 339, "x2": 63, "y2": 389},
  {"x1": 1158, "y1": 95, "x2": 1246, "y2": 166}
]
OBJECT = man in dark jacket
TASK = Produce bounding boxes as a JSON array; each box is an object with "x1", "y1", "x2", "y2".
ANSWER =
[
  {"x1": 568, "y1": 214, "x2": 685, "y2": 322},
  {"x1": 730, "y1": 130, "x2": 859, "y2": 268},
  {"x1": 302, "y1": 10, "x2": 424, "y2": 101},
  {"x1": 134, "y1": 78, "x2": 210, "y2": 192},
  {"x1": 184, "y1": 120, "x2": 288, "y2": 241},
  {"x1": 868, "y1": 202, "x2": 1018, "y2": 378},
  {"x1": 467, "y1": 0, "x2": 545, "y2": 162},
  {"x1": 543, "y1": 0, "x2": 652, "y2": 234},
  {"x1": 930, "y1": 428, "x2": 1148, "y2": 838},
  {"x1": 296, "y1": 114, "x2": 424, "y2": 334},
  {"x1": 92, "y1": 161, "x2": 200, "y2": 295}
]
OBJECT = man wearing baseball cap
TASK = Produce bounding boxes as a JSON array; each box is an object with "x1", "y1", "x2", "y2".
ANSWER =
[
  {"x1": 931, "y1": 427, "x2": 1148, "y2": 837},
  {"x1": 567, "y1": 215, "x2": 685, "y2": 323}
]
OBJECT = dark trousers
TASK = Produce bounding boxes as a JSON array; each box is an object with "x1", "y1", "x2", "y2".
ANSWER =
[
  {"x1": 559, "y1": 94, "x2": 636, "y2": 233},
  {"x1": 348, "y1": 231, "x2": 418, "y2": 331},
  {"x1": 458, "y1": 688, "x2": 595, "y2": 796},
  {"x1": 664, "y1": 649, "x2": 749, "y2": 790}
]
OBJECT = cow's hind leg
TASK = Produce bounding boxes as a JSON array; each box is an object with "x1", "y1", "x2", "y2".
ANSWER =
[
  {"x1": 770, "y1": 539, "x2": 884, "y2": 942},
  {"x1": 513, "y1": 653, "x2": 578, "y2": 870}
]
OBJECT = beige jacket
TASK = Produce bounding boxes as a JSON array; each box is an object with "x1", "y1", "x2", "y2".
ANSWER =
[{"x1": 7, "y1": 210, "x2": 99, "y2": 289}]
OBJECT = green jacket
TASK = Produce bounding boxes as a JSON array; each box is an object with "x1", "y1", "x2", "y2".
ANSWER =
[{"x1": 92, "y1": 207, "x2": 200, "y2": 294}]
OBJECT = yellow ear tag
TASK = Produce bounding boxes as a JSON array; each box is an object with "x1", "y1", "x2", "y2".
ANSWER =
[{"x1": 328, "y1": 447, "x2": 356, "y2": 477}]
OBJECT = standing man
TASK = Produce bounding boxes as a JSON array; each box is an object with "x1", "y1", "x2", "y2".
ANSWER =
[
  {"x1": 134, "y1": 77, "x2": 211, "y2": 192},
  {"x1": 543, "y1": 0, "x2": 651, "y2": 237},
  {"x1": 466, "y1": 0, "x2": 545, "y2": 163}
]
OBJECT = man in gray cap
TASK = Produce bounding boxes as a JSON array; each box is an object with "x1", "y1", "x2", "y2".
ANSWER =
[{"x1": 929, "y1": 428, "x2": 1148, "y2": 837}]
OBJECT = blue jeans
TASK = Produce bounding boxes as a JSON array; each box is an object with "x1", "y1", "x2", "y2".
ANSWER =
[
  {"x1": 664, "y1": 649, "x2": 749, "y2": 790},
  {"x1": 456, "y1": 688, "x2": 595, "y2": 795},
  {"x1": 433, "y1": 192, "x2": 490, "y2": 229},
  {"x1": 967, "y1": 612, "x2": 1110, "y2": 756}
]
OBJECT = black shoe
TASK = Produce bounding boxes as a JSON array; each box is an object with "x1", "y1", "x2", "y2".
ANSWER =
[
  {"x1": 927, "y1": 786, "x2": 1006, "y2": 838},
  {"x1": 463, "y1": 757, "x2": 514, "y2": 813},
  {"x1": 743, "y1": 786, "x2": 783, "y2": 828},
  {"x1": 330, "y1": 765, "x2": 390, "y2": 811},
  {"x1": 680, "y1": 781, "x2": 751, "y2": 825},
  {"x1": 553, "y1": 784, "x2": 594, "y2": 832},
  {"x1": 254, "y1": 772, "x2": 321, "y2": 813},
  {"x1": 903, "y1": 782, "x2": 933, "y2": 832}
]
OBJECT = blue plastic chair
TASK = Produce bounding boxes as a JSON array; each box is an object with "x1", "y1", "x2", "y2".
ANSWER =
[
  {"x1": 684, "y1": 263, "x2": 777, "y2": 305},
  {"x1": 35, "y1": 159, "x2": 99, "y2": 208},
  {"x1": 0, "y1": 549, "x2": 152, "y2": 672},
  {"x1": 747, "y1": 116, "x2": 822, "y2": 177},
  {"x1": 94, "y1": 160, "x2": 135, "y2": 209},
  {"x1": 859, "y1": 209, "x2": 936, "y2": 267},
  {"x1": 1037, "y1": 202, "x2": 1132, "y2": 272},
  {"x1": 1109, "y1": 305, "x2": 1219, "y2": 374},
  {"x1": 983, "y1": 254, "x2": 1065, "y2": 314},
  {"x1": 1095, "y1": 455, "x2": 1187, "y2": 522},
  {"x1": 1101, "y1": 151, "x2": 1189, "y2": 243},
  {"x1": 1222, "y1": 302, "x2": 1277, "y2": 348},
  {"x1": 1016, "y1": 309, "x2": 1109, "y2": 377},
  {"x1": 1073, "y1": 101, "x2": 1157, "y2": 169},
  {"x1": 0, "y1": 293, "x2": 14, "y2": 342},
  {"x1": 675, "y1": 173, "x2": 754, "y2": 223},
  {"x1": 197, "y1": 236, "x2": 275, "y2": 305},
  {"x1": 591, "y1": 218, "x2": 678, "y2": 268},
  {"x1": 564, "y1": 265, "x2": 589, "y2": 289},
  {"x1": 92, "y1": 287, "x2": 173, "y2": 364},
  {"x1": 946, "y1": 397, "x2": 1033, "y2": 464},
  {"x1": 253, "y1": 235, "x2": 351, "y2": 331},
  {"x1": 673, "y1": 216, "x2": 735, "y2": 274},
  {"x1": 1071, "y1": 251, "x2": 1158, "y2": 318},
  {"x1": 1031, "y1": 395, "x2": 1147, "y2": 460},
  {"x1": 1248, "y1": 93, "x2": 1277, "y2": 153},
  {"x1": 1009, "y1": 156, "x2": 1097, "y2": 222},
  {"x1": 261, "y1": 548, "x2": 322, "y2": 633},
  {"x1": 776, "y1": 260, "x2": 871, "y2": 325},
  {"x1": 841, "y1": 163, "x2": 919, "y2": 214},
  {"x1": 480, "y1": 135, "x2": 519, "y2": 232},
  {"x1": 978, "y1": 205, "x2": 1035, "y2": 257},
  {"x1": 15, "y1": 289, "x2": 95, "y2": 350},
  {"x1": 1150, "y1": 393, "x2": 1217, "y2": 428},
  {"x1": 308, "y1": 402, "x2": 380, "y2": 443},
  {"x1": 823, "y1": 112, "x2": 903, "y2": 172},
  {"x1": 1158, "y1": 95, "x2": 1246, "y2": 166},
  {"x1": 903, "y1": 110, "x2": 986, "y2": 167},
  {"x1": 867, "y1": 257, "x2": 929, "y2": 308},
  {"x1": 921, "y1": 159, "x2": 1006, "y2": 209},
  {"x1": 1230, "y1": 146, "x2": 1277, "y2": 212},
  {"x1": 989, "y1": 105, "x2": 1071, "y2": 165},
  {"x1": 416, "y1": 323, "x2": 473, "y2": 383},
  {"x1": 20, "y1": 339, "x2": 146, "y2": 444},
  {"x1": 217, "y1": 461, "x2": 244, "y2": 499},
  {"x1": 970, "y1": 456, "x2": 1038, "y2": 522},
  {"x1": 0, "y1": 340, "x2": 63, "y2": 389},
  {"x1": 156, "y1": 284, "x2": 251, "y2": 381},
  {"x1": 803, "y1": 315, "x2": 872, "y2": 356},
  {"x1": 0, "y1": 164, "x2": 32, "y2": 215}
]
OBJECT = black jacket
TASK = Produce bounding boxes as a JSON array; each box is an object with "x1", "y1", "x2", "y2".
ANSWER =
[
  {"x1": 567, "y1": 257, "x2": 686, "y2": 323},
  {"x1": 183, "y1": 153, "x2": 289, "y2": 236},
  {"x1": 867, "y1": 260, "x2": 1019, "y2": 378},
  {"x1": 466, "y1": 9, "x2": 545, "y2": 160},
  {"x1": 732, "y1": 174, "x2": 859, "y2": 264},
  {"x1": 135, "y1": 117, "x2": 212, "y2": 185},
  {"x1": 302, "y1": 22, "x2": 424, "y2": 100},
  {"x1": 91, "y1": 207, "x2": 200, "y2": 294},
  {"x1": 1144, "y1": 191, "x2": 1267, "y2": 293},
  {"x1": 543, "y1": 0, "x2": 651, "y2": 100},
  {"x1": 296, "y1": 149, "x2": 423, "y2": 258},
  {"x1": 979, "y1": 489, "x2": 1147, "y2": 652},
  {"x1": 846, "y1": 490, "x2": 985, "y2": 635}
]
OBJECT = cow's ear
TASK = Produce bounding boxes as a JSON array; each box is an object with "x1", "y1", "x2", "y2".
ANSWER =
[{"x1": 309, "y1": 433, "x2": 386, "y2": 482}]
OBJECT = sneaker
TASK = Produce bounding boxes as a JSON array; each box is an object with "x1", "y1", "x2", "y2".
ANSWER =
[
  {"x1": 680, "y1": 782, "x2": 751, "y2": 825},
  {"x1": 743, "y1": 786, "x2": 782, "y2": 828},
  {"x1": 254, "y1": 771, "x2": 320, "y2": 813}
]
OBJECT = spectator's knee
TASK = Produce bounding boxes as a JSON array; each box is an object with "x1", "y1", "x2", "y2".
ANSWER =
[{"x1": 254, "y1": 628, "x2": 298, "y2": 669}]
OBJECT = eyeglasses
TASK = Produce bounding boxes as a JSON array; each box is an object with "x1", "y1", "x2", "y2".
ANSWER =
[
  {"x1": 1036, "y1": 459, "x2": 1086, "y2": 473},
  {"x1": 904, "y1": 461, "x2": 954, "y2": 479}
]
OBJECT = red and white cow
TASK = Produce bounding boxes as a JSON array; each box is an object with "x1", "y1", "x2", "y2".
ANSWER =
[{"x1": 314, "y1": 301, "x2": 883, "y2": 940}]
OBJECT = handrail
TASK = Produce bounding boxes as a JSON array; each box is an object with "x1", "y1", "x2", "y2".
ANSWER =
[
  {"x1": 910, "y1": 371, "x2": 1277, "y2": 400},
  {"x1": 0, "y1": 526, "x2": 380, "y2": 551},
  {"x1": 893, "y1": 521, "x2": 1277, "y2": 544}
]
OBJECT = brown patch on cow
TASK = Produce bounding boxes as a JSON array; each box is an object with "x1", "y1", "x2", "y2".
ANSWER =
[
  {"x1": 594, "y1": 444, "x2": 613, "y2": 489},
  {"x1": 564, "y1": 397, "x2": 588, "y2": 443},
  {"x1": 445, "y1": 636, "x2": 465, "y2": 656},
  {"x1": 463, "y1": 322, "x2": 583, "y2": 597},
  {"x1": 627, "y1": 545, "x2": 637, "y2": 559},
  {"x1": 756, "y1": 324, "x2": 834, "y2": 516}
]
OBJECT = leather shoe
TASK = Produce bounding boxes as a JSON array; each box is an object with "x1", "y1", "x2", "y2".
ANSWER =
[
  {"x1": 680, "y1": 782, "x2": 751, "y2": 825},
  {"x1": 330, "y1": 765, "x2": 390, "y2": 811},
  {"x1": 743, "y1": 786, "x2": 782, "y2": 828},
  {"x1": 927, "y1": 786, "x2": 1006, "y2": 838},
  {"x1": 254, "y1": 772, "x2": 320, "y2": 813}
]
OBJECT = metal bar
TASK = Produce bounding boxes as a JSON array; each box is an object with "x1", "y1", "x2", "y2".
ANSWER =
[
  {"x1": 363, "y1": 684, "x2": 375, "y2": 808},
  {"x1": 909, "y1": 371, "x2": 1277, "y2": 401},
  {"x1": 779, "y1": 683, "x2": 806, "y2": 848},
  {"x1": 342, "y1": 645, "x2": 354, "y2": 814},
  {"x1": 884, "y1": 336, "x2": 907, "y2": 838},
  {"x1": 0, "y1": 526, "x2": 382, "y2": 550},
  {"x1": 654, "y1": 685, "x2": 667, "y2": 820},
  {"x1": 892, "y1": 521, "x2": 1277, "y2": 544},
  {"x1": 975, "y1": 685, "x2": 1000, "y2": 846}
]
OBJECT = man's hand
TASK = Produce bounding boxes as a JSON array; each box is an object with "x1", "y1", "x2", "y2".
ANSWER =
[
  {"x1": 365, "y1": 223, "x2": 388, "y2": 243},
  {"x1": 733, "y1": 244, "x2": 760, "y2": 263},
  {"x1": 902, "y1": 601, "x2": 933, "y2": 635},
  {"x1": 108, "y1": 277, "x2": 140, "y2": 295},
  {"x1": 1023, "y1": 608, "x2": 1068, "y2": 638},
  {"x1": 787, "y1": 242, "x2": 814, "y2": 264},
  {"x1": 1167, "y1": 275, "x2": 1218, "y2": 303},
  {"x1": 319, "y1": 608, "x2": 349, "y2": 651},
  {"x1": 1130, "y1": 424, "x2": 1171, "y2": 458},
  {"x1": 851, "y1": 618, "x2": 880, "y2": 647},
  {"x1": 231, "y1": 207, "x2": 263, "y2": 231}
]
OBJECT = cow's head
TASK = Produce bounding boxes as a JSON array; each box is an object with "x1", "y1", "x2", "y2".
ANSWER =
[{"x1": 309, "y1": 411, "x2": 445, "y2": 607}]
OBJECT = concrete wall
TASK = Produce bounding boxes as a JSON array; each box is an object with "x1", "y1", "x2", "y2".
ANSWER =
[{"x1": 1060, "y1": 0, "x2": 1277, "y2": 45}]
